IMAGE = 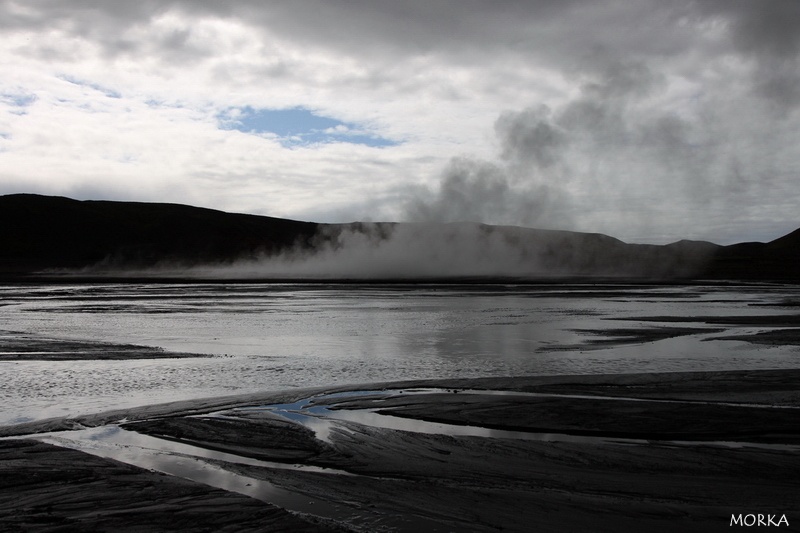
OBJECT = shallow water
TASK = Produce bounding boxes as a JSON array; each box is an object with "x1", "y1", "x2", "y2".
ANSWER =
[
  {"x1": 1, "y1": 282, "x2": 799, "y2": 425},
  {"x1": 224, "y1": 388, "x2": 800, "y2": 451},
  {"x1": 32, "y1": 426, "x2": 415, "y2": 532},
  {"x1": 23, "y1": 386, "x2": 799, "y2": 526}
]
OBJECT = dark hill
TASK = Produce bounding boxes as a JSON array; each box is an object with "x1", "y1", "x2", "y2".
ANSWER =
[
  {"x1": 1, "y1": 194, "x2": 797, "y2": 280},
  {"x1": 0, "y1": 194, "x2": 321, "y2": 274},
  {"x1": 703, "y1": 228, "x2": 800, "y2": 280}
]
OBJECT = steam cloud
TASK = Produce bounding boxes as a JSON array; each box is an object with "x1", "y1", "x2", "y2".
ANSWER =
[
  {"x1": 403, "y1": 53, "x2": 793, "y2": 244},
  {"x1": 404, "y1": 104, "x2": 572, "y2": 231},
  {"x1": 190, "y1": 61, "x2": 729, "y2": 279},
  {"x1": 178, "y1": 220, "x2": 713, "y2": 280},
  {"x1": 192, "y1": 223, "x2": 558, "y2": 279}
]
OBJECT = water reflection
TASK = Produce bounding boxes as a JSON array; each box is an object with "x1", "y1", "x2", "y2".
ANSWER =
[
  {"x1": 28, "y1": 425, "x2": 444, "y2": 531},
  {"x1": 2, "y1": 282, "x2": 800, "y2": 425},
  {"x1": 228, "y1": 389, "x2": 800, "y2": 451},
  {"x1": 34, "y1": 427, "x2": 355, "y2": 519}
]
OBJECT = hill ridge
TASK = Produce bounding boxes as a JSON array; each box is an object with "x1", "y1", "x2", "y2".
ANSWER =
[{"x1": 1, "y1": 194, "x2": 797, "y2": 280}]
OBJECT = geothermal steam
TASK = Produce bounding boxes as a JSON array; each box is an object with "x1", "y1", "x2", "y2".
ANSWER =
[{"x1": 200, "y1": 60, "x2": 746, "y2": 278}]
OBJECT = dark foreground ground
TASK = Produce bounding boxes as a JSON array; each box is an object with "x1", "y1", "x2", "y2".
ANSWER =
[
  {"x1": 0, "y1": 440, "x2": 344, "y2": 532},
  {"x1": 1, "y1": 369, "x2": 799, "y2": 532}
]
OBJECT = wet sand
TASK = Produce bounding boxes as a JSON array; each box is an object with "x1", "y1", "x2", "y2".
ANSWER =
[
  {"x1": 0, "y1": 439, "x2": 343, "y2": 532},
  {"x1": 2, "y1": 369, "x2": 799, "y2": 532},
  {"x1": 554, "y1": 325, "x2": 724, "y2": 351},
  {"x1": 0, "y1": 330, "x2": 206, "y2": 361}
]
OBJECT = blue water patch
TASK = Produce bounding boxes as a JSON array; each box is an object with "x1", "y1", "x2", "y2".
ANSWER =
[{"x1": 218, "y1": 106, "x2": 398, "y2": 148}]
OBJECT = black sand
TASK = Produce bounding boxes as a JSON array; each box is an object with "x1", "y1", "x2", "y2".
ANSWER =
[
  {"x1": 2, "y1": 369, "x2": 799, "y2": 532},
  {"x1": 0, "y1": 330, "x2": 206, "y2": 361},
  {"x1": 0, "y1": 439, "x2": 341, "y2": 532}
]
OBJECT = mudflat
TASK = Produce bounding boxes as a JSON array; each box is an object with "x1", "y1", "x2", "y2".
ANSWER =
[
  {"x1": 1, "y1": 369, "x2": 798, "y2": 532},
  {"x1": 0, "y1": 439, "x2": 342, "y2": 532},
  {"x1": 0, "y1": 330, "x2": 206, "y2": 361}
]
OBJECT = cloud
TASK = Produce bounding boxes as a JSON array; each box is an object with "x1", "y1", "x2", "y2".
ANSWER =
[
  {"x1": 1, "y1": 0, "x2": 799, "y2": 244},
  {"x1": 694, "y1": 0, "x2": 800, "y2": 111},
  {"x1": 403, "y1": 51, "x2": 800, "y2": 244}
]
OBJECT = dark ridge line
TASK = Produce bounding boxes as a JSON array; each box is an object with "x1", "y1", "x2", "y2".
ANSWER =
[
  {"x1": 1, "y1": 274, "x2": 794, "y2": 287},
  {"x1": 2, "y1": 193, "x2": 799, "y2": 280}
]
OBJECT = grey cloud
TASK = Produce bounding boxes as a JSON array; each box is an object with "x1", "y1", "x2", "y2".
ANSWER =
[
  {"x1": 400, "y1": 63, "x2": 673, "y2": 231},
  {"x1": 495, "y1": 106, "x2": 566, "y2": 170},
  {"x1": 757, "y1": 68, "x2": 800, "y2": 111},
  {"x1": 0, "y1": 2, "x2": 714, "y2": 68},
  {"x1": 173, "y1": 0, "x2": 586, "y2": 55},
  {"x1": 3, "y1": 0, "x2": 799, "y2": 244},
  {"x1": 403, "y1": 144, "x2": 572, "y2": 230},
  {"x1": 2, "y1": 1, "x2": 790, "y2": 67},
  {"x1": 6, "y1": 1, "x2": 791, "y2": 112},
  {"x1": 721, "y1": 0, "x2": 800, "y2": 59},
  {"x1": 402, "y1": 53, "x2": 798, "y2": 242},
  {"x1": 404, "y1": 61, "x2": 669, "y2": 228},
  {"x1": 695, "y1": 0, "x2": 800, "y2": 110},
  {"x1": 407, "y1": 158, "x2": 510, "y2": 223}
]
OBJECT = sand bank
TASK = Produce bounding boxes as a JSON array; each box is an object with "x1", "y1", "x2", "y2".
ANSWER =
[
  {"x1": 0, "y1": 439, "x2": 344, "y2": 532},
  {"x1": 0, "y1": 330, "x2": 206, "y2": 361},
  {"x1": 2, "y1": 369, "x2": 799, "y2": 532}
]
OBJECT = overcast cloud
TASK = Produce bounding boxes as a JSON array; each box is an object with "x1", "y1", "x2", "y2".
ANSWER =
[{"x1": 1, "y1": 0, "x2": 798, "y2": 244}]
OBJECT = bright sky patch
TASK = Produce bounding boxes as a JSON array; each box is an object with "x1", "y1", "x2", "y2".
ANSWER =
[{"x1": 218, "y1": 107, "x2": 398, "y2": 148}]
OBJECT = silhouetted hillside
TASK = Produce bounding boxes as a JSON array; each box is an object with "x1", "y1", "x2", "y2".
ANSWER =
[
  {"x1": 1, "y1": 194, "x2": 797, "y2": 280},
  {"x1": 703, "y1": 228, "x2": 800, "y2": 280},
  {"x1": 0, "y1": 194, "x2": 321, "y2": 274}
]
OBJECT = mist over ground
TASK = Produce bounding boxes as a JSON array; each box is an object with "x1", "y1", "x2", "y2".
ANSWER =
[
  {"x1": 187, "y1": 222, "x2": 717, "y2": 280},
  {"x1": 5, "y1": 194, "x2": 797, "y2": 280}
]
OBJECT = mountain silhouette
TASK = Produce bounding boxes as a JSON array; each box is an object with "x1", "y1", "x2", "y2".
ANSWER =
[{"x1": 1, "y1": 194, "x2": 797, "y2": 280}]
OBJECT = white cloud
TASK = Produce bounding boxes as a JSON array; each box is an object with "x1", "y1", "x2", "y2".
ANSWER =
[{"x1": 1, "y1": 1, "x2": 799, "y2": 244}]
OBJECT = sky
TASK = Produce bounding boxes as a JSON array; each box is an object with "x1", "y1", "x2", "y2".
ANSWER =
[{"x1": 1, "y1": 1, "x2": 799, "y2": 245}]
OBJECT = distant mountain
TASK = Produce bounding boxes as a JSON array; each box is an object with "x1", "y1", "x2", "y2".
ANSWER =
[
  {"x1": 702, "y1": 228, "x2": 800, "y2": 280},
  {"x1": 0, "y1": 194, "x2": 797, "y2": 280},
  {"x1": 0, "y1": 194, "x2": 320, "y2": 274}
]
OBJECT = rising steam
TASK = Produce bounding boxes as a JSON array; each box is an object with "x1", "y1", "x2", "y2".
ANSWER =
[
  {"x1": 180, "y1": 221, "x2": 715, "y2": 280},
  {"x1": 402, "y1": 57, "x2": 773, "y2": 243},
  {"x1": 185, "y1": 60, "x2": 724, "y2": 280},
  {"x1": 124, "y1": 60, "x2": 732, "y2": 280}
]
